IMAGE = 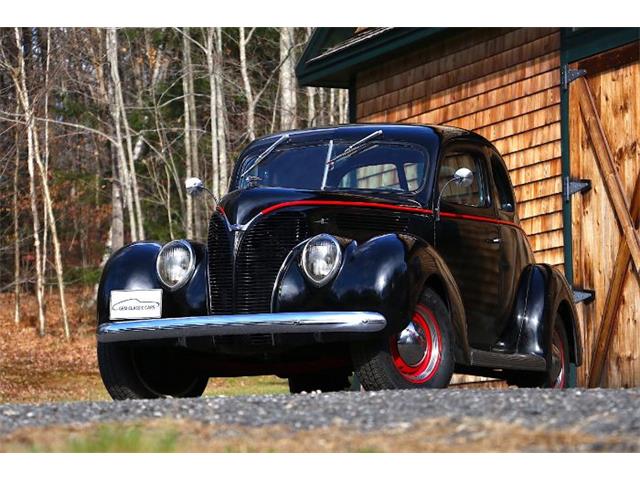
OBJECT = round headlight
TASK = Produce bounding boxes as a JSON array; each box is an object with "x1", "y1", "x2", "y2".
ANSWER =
[
  {"x1": 300, "y1": 234, "x2": 342, "y2": 286},
  {"x1": 156, "y1": 240, "x2": 195, "y2": 290}
]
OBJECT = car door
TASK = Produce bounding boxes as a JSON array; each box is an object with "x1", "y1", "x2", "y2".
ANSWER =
[
  {"x1": 488, "y1": 151, "x2": 522, "y2": 345},
  {"x1": 434, "y1": 142, "x2": 501, "y2": 349}
]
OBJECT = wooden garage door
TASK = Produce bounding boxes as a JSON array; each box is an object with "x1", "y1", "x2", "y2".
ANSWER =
[{"x1": 569, "y1": 42, "x2": 640, "y2": 387}]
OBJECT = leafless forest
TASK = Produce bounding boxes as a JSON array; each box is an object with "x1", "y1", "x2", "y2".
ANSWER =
[{"x1": 0, "y1": 27, "x2": 348, "y2": 337}]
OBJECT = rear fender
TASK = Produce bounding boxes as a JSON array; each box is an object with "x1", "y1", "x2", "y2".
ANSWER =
[{"x1": 495, "y1": 264, "x2": 582, "y2": 366}]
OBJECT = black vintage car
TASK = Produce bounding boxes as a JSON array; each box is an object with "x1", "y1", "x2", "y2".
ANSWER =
[{"x1": 97, "y1": 124, "x2": 582, "y2": 399}]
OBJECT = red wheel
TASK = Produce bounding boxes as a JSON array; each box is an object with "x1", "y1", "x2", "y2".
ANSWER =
[
  {"x1": 505, "y1": 315, "x2": 570, "y2": 388},
  {"x1": 389, "y1": 304, "x2": 443, "y2": 384},
  {"x1": 351, "y1": 288, "x2": 454, "y2": 390},
  {"x1": 550, "y1": 321, "x2": 568, "y2": 388}
]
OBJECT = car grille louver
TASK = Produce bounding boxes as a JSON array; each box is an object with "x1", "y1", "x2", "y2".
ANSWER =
[{"x1": 207, "y1": 211, "x2": 309, "y2": 315}]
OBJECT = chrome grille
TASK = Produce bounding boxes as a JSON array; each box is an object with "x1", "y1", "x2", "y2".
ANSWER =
[
  {"x1": 207, "y1": 213, "x2": 234, "y2": 314},
  {"x1": 207, "y1": 211, "x2": 309, "y2": 315},
  {"x1": 235, "y1": 212, "x2": 309, "y2": 313}
]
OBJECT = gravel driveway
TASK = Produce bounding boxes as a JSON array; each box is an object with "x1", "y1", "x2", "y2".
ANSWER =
[{"x1": 1, "y1": 388, "x2": 639, "y2": 451}]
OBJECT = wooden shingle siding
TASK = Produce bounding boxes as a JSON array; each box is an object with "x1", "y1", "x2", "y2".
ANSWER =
[{"x1": 355, "y1": 27, "x2": 564, "y2": 267}]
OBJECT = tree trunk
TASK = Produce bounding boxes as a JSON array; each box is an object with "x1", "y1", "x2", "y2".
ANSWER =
[
  {"x1": 23, "y1": 29, "x2": 71, "y2": 339},
  {"x1": 182, "y1": 29, "x2": 195, "y2": 239},
  {"x1": 305, "y1": 28, "x2": 316, "y2": 127},
  {"x1": 338, "y1": 89, "x2": 348, "y2": 124},
  {"x1": 215, "y1": 27, "x2": 228, "y2": 195},
  {"x1": 13, "y1": 28, "x2": 45, "y2": 335},
  {"x1": 110, "y1": 148, "x2": 125, "y2": 250},
  {"x1": 307, "y1": 86, "x2": 316, "y2": 127},
  {"x1": 239, "y1": 27, "x2": 256, "y2": 141},
  {"x1": 106, "y1": 28, "x2": 138, "y2": 243},
  {"x1": 205, "y1": 28, "x2": 219, "y2": 199},
  {"x1": 329, "y1": 88, "x2": 336, "y2": 124},
  {"x1": 109, "y1": 29, "x2": 145, "y2": 241},
  {"x1": 13, "y1": 107, "x2": 21, "y2": 325},
  {"x1": 279, "y1": 27, "x2": 297, "y2": 130},
  {"x1": 318, "y1": 88, "x2": 326, "y2": 125}
]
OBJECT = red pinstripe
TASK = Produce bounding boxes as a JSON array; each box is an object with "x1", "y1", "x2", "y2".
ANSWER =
[{"x1": 258, "y1": 200, "x2": 524, "y2": 232}]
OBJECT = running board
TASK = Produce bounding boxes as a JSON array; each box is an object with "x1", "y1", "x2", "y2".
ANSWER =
[{"x1": 470, "y1": 349, "x2": 547, "y2": 372}]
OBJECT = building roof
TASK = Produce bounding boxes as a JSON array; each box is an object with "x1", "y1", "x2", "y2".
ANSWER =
[
  {"x1": 296, "y1": 27, "x2": 640, "y2": 89},
  {"x1": 296, "y1": 27, "x2": 453, "y2": 88}
]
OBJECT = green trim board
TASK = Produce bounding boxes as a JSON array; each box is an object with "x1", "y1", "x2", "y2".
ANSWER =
[
  {"x1": 559, "y1": 27, "x2": 639, "y2": 286},
  {"x1": 296, "y1": 27, "x2": 452, "y2": 88},
  {"x1": 560, "y1": 29, "x2": 574, "y2": 285}
]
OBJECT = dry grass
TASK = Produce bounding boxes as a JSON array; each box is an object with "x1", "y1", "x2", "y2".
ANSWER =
[
  {"x1": 1, "y1": 416, "x2": 636, "y2": 453},
  {"x1": 0, "y1": 289, "x2": 107, "y2": 403},
  {"x1": 0, "y1": 290, "x2": 288, "y2": 403}
]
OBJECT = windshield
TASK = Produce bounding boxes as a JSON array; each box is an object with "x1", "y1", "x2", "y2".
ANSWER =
[{"x1": 235, "y1": 141, "x2": 429, "y2": 193}]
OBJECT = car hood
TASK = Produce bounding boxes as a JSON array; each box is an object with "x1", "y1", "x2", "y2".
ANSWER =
[{"x1": 217, "y1": 187, "x2": 424, "y2": 226}]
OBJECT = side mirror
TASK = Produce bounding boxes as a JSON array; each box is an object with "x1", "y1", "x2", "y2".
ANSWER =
[
  {"x1": 453, "y1": 167, "x2": 474, "y2": 187},
  {"x1": 185, "y1": 177, "x2": 204, "y2": 197},
  {"x1": 185, "y1": 177, "x2": 218, "y2": 205},
  {"x1": 435, "y1": 167, "x2": 475, "y2": 222}
]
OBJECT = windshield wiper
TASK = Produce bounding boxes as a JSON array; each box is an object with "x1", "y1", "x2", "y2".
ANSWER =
[
  {"x1": 240, "y1": 133, "x2": 290, "y2": 178},
  {"x1": 320, "y1": 140, "x2": 334, "y2": 190},
  {"x1": 326, "y1": 129, "x2": 383, "y2": 169}
]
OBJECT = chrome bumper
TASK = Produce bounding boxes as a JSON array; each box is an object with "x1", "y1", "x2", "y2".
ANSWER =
[{"x1": 97, "y1": 311, "x2": 387, "y2": 343}]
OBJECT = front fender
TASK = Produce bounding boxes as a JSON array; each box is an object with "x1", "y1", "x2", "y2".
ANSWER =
[
  {"x1": 97, "y1": 240, "x2": 208, "y2": 326},
  {"x1": 273, "y1": 233, "x2": 470, "y2": 361}
]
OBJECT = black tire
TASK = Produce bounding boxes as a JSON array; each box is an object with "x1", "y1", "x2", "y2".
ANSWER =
[
  {"x1": 351, "y1": 288, "x2": 455, "y2": 390},
  {"x1": 98, "y1": 342, "x2": 208, "y2": 400},
  {"x1": 506, "y1": 315, "x2": 570, "y2": 388},
  {"x1": 288, "y1": 371, "x2": 351, "y2": 394}
]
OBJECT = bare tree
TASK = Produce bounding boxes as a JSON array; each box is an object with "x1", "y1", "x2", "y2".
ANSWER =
[
  {"x1": 13, "y1": 107, "x2": 21, "y2": 325},
  {"x1": 279, "y1": 27, "x2": 297, "y2": 130},
  {"x1": 8, "y1": 28, "x2": 46, "y2": 335},
  {"x1": 106, "y1": 28, "x2": 139, "y2": 243},
  {"x1": 238, "y1": 27, "x2": 256, "y2": 141}
]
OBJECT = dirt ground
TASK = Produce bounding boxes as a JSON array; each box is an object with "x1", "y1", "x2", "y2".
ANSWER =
[
  {"x1": 1, "y1": 416, "x2": 633, "y2": 453},
  {"x1": 0, "y1": 290, "x2": 288, "y2": 403}
]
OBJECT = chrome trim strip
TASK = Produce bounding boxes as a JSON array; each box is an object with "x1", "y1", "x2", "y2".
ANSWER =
[{"x1": 98, "y1": 311, "x2": 387, "y2": 343}]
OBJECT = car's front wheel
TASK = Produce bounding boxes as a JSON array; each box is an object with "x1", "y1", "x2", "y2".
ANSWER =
[
  {"x1": 98, "y1": 342, "x2": 208, "y2": 400},
  {"x1": 351, "y1": 288, "x2": 455, "y2": 390}
]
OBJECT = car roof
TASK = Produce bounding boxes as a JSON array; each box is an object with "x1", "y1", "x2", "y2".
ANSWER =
[{"x1": 248, "y1": 123, "x2": 491, "y2": 150}]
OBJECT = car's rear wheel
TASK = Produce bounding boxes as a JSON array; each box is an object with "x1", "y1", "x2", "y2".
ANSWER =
[
  {"x1": 98, "y1": 342, "x2": 208, "y2": 400},
  {"x1": 351, "y1": 288, "x2": 455, "y2": 390},
  {"x1": 288, "y1": 370, "x2": 351, "y2": 394},
  {"x1": 506, "y1": 315, "x2": 569, "y2": 388}
]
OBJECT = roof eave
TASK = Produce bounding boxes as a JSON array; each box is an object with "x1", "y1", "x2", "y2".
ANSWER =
[{"x1": 296, "y1": 27, "x2": 454, "y2": 88}]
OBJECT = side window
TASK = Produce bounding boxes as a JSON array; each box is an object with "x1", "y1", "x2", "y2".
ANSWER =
[
  {"x1": 437, "y1": 149, "x2": 488, "y2": 208},
  {"x1": 491, "y1": 155, "x2": 515, "y2": 212}
]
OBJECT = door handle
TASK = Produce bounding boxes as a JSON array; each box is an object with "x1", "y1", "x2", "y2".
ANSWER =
[{"x1": 486, "y1": 237, "x2": 501, "y2": 244}]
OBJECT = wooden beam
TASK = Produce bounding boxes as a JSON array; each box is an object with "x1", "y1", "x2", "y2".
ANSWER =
[
  {"x1": 575, "y1": 76, "x2": 640, "y2": 273},
  {"x1": 588, "y1": 162, "x2": 640, "y2": 387}
]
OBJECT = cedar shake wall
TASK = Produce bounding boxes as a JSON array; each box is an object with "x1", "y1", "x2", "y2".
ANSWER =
[{"x1": 355, "y1": 28, "x2": 564, "y2": 269}]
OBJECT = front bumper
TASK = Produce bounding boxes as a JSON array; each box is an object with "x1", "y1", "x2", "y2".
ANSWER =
[{"x1": 97, "y1": 311, "x2": 387, "y2": 343}]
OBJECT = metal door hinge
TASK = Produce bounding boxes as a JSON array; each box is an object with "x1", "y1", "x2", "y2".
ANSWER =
[
  {"x1": 573, "y1": 288, "x2": 595, "y2": 305},
  {"x1": 564, "y1": 177, "x2": 592, "y2": 202},
  {"x1": 562, "y1": 65, "x2": 587, "y2": 90}
]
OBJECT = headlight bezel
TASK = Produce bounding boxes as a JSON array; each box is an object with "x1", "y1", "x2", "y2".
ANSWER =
[
  {"x1": 300, "y1": 234, "x2": 343, "y2": 287},
  {"x1": 155, "y1": 239, "x2": 196, "y2": 291}
]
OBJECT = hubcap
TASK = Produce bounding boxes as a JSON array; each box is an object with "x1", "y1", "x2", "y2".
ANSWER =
[{"x1": 391, "y1": 304, "x2": 442, "y2": 384}]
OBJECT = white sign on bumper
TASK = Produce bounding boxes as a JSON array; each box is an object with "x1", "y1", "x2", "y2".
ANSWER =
[{"x1": 110, "y1": 289, "x2": 162, "y2": 320}]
